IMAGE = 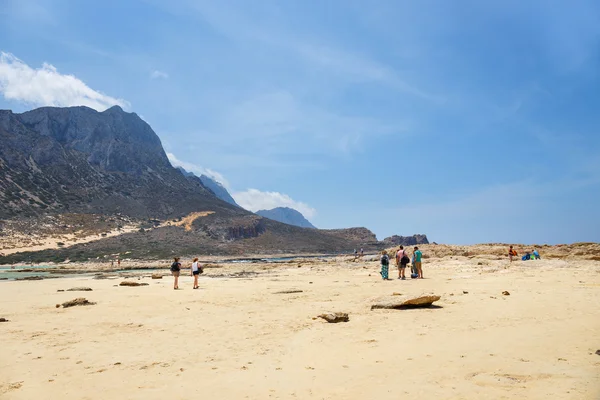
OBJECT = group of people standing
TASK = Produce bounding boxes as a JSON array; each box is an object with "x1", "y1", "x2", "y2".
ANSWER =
[
  {"x1": 380, "y1": 246, "x2": 423, "y2": 280},
  {"x1": 170, "y1": 257, "x2": 204, "y2": 290}
]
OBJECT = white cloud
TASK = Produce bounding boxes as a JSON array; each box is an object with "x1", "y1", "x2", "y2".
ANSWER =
[
  {"x1": 232, "y1": 189, "x2": 316, "y2": 219},
  {"x1": 166, "y1": 152, "x2": 230, "y2": 188},
  {"x1": 150, "y1": 70, "x2": 169, "y2": 79},
  {"x1": 0, "y1": 52, "x2": 129, "y2": 111}
]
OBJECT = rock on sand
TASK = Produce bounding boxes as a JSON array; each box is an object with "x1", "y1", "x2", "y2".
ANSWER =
[
  {"x1": 61, "y1": 298, "x2": 96, "y2": 308},
  {"x1": 371, "y1": 294, "x2": 440, "y2": 310},
  {"x1": 317, "y1": 312, "x2": 349, "y2": 323}
]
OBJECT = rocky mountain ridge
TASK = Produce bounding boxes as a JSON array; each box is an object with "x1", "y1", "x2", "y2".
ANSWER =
[{"x1": 0, "y1": 105, "x2": 390, "y2": 262}]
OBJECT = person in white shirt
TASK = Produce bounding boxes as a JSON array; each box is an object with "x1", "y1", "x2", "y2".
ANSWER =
[{"x1": 191, "y1": 257, "x2": 202, "y2": 289}]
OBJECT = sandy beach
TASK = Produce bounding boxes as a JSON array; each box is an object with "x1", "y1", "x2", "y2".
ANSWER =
[{"x1": 1, "y1": 255, "x2": 599, "y2": 399}]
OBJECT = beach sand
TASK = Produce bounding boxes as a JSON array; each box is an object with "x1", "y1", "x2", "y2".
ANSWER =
[{"x1": 1, "y1": 256, "x2": 599, "y2": 399}]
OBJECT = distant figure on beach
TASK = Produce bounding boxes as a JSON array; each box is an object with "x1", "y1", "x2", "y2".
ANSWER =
[
  {"x1": 380, "y1": 251, "x2": 390, "y2": 280},
  {"x1": 508, "y1": 246, "x2": 517, "y2": 262},
  {"x1": 117, "y1": 257, "x2": 121, "y2": 268},
  {"x1": 532, "y1": 249, "x2": 541, "y2": 260},
  {"x1": 354, "y1": 249, "x2": 358, "y2": 260},
  {"x1": 170, "y1": 257, "x2": 182, "y2": 290},
  {"x1": 191, "y1": 257, "x2": 202, "y2": 289},
  {"x1": 360, "y1": 248, "x2": 364, "y2": 257},
  {"x1": 413, "y1": 247, "x2": 423, "y2": 278},
  {"x1": 397, "y1": 246, "x2": 409, "y2": 280}
]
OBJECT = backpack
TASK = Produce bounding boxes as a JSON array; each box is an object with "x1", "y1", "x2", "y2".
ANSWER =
[
  {"x1": 381, "y1": 255, "x2": 389, "y2": 266},
  {"x1": 401, "y1": 255, "x2": 410, "y2": 265},
  {"x1": 170, "y1": 262, "x2": 180, "y2": 272}
]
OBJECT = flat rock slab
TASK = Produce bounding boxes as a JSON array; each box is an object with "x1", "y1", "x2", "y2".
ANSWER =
[
  {"x1": 371, "y1": 294, "x2": 441, "y2": 310},
  {"x1": 273, "y1": 290, "x2": 304, "y2": 294},
  {"x1": 318, "y1": 312, "x2": 349, "y2": 323},
  {"x1": 61, "y1": 298, "x2": 96, "y2": 308},
  {"x1": 67, "y1": 287, "x2": 93, "y2": 292},
  {"x1": 119, "y1": 281, "x2": 149, "y2": 287}
]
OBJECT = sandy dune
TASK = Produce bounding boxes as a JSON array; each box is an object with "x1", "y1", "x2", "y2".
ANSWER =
[{"x1": 1, "y1": 256, "x2": 599, "y2": 399}]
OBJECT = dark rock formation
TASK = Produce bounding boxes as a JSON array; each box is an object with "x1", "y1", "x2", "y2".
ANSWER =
[
  {"x1": 381, "y1": 234, "x2": 429, "y2": 246},
  {"x1": 256, "y1": 207, "x2": 316, "y2": 229}
]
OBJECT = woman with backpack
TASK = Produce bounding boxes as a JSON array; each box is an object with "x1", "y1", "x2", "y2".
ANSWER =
[
  {"x1": 397, "y1": 246, "x2": 410, "y2": 280},
  {"x1": 380, "y1": 250, "x2": 390, "y2": 280},
  {"x1": 171, "y1": 257, "x2": 182, "y2": 290}
]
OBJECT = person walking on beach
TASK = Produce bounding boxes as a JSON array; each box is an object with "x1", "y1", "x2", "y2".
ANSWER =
[
  {"x1": 170, "y1": 257, "x2": 182, "y2": 290},
  {"x1": 360, "y1": 248, "x2": 364, "y2": 258},
  {"x1": 190, "y1": 257, "x2": 202, "y2": 289},
  {"x1": 380, "y1": 251, "x2": 390, "y2": 280},
  {"x1": 508, "y1": 246, "x2": 517, "y2": 262},
  {"x1": 397, "y1": 246, "x2": 410, "y2": 279},
  {"x1": 413, "y1": 247, "x2": 423, "y2": 279}
]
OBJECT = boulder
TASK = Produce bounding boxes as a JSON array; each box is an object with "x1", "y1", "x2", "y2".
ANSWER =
[
  {"x1": 317, "y1": 312, "x2": 349, "y2": 323},
  {"x1": 61, "y1": 298, "x2": 96, "y2": 308},
  {"x1": 151, "y1": 274, "x2": 163, "y2": 279},
  {"x1": 119, "y1": 281, "x2": 149, "y2": 287},
  {"x1": 67, "y1": 287, "x2": 93, "y2": 292},
  {"x1": 502, "y1": 291, "x2": 510, "y2": 296},
  {"x1": 371, "y1": 294, "x2": 440, "y2": 310}
]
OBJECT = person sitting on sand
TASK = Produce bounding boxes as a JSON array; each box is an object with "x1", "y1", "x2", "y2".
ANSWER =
[
  {"x1": 532, "y1": 249, "x2": 541, "y2": 260},
  {"x1": 413, "y1": 247, "x2": 423, "y2": 278},
  {"x1": 170, "y1": 257, "x2": 182, "y2": 290},
  {"x1": 380, "y1": 251, "x2": 390, "y2": 280},
  {"x1": 191, "y1": 257, "x2": 202, "y2": 289}
]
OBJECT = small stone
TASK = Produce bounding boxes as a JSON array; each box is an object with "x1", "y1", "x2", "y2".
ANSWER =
[
  {"x1": 317, "y1": 312, "x2": 349, "y2": 323},
  {"x1": 151, "y1": 274, "x2": 163, "y2": 279},
  {"x1": 502, "y1": 291, "x2": 510, "y2": 296},
  {"x1": 114, "y1": 362, "x2": 121, "y2": 365},
  {"x1": 119, "y1": 281, "x2": 149, "y2": 287},
  {"x1": 595, "y1": 350, "x2": 600, "y2": 356},
  {"x1": 67, "y1": 287, "x2": 93, "y2": 292},
  {"x1": 273, "y1": 290, "x2": 303, "y2": 294},
  {"x1": 0, "y1": 318, "x2": 8, "y2": 322},
  {"x1": 57, "y1": 290, "x2": 64, "y2": 292},
  {"x1": 463, "y1": 291, "x2": 469, "y2": 294},
  {"x1": 55, "y1": 304, "x2": 60, "y2": 308}
]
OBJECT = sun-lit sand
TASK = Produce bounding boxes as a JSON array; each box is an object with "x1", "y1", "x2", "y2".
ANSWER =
[{"x1": 1, "y1": 253, "x2": 599, "y2": 399}]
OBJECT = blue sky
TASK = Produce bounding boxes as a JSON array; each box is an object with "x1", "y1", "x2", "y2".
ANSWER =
[{"x1": 1, "y1": 0, "x2": 599, "y2": 244}]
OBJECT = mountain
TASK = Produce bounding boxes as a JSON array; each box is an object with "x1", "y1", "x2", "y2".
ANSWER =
[
  {"x1": 381, "y1": 234, "x2": 429, "y2": 246},
  {"x1": 0, "y1": 105, "x2": 235, "y2": 219},
  {"x1": 256, "y1": 207, "x2": 316, "y2": 229},
  {"x1": 176, "y1": 167, "x2": 239, "y2": 207},
  {"x1": 0, "y1": 105, "x2": 383, "y2": 263}
]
